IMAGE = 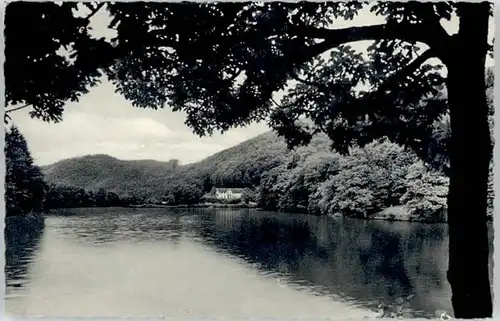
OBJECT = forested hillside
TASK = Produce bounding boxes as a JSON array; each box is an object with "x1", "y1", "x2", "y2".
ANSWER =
[
  {"x1": 42, "y1": 155, "x2": 181, "y2": 199},
  {"x1": 43, "y1": 131, "x2": 461, "y2": 221},
  {"x1": 36, "y1": 67, "x2": 496, "y2": 221},
  {"x1": 42, "y1": 132, "x2": 289, "y2": 202}
]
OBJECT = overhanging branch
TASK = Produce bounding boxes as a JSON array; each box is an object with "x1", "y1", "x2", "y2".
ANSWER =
[
  {"x1": 374, "y1": 48, "x2": 436, "y2": 94},
  {"x1": 270, "y1": 97, "x2": 282, "y2": 109},
  {"x1": 290, "y1": 73, "x2": 332, "y2": 94},
  {"x1": 84, "y1": 3, "x2": 106, "y2": 21},
  {"x1": 291, "y1": 49, "x2": 435, "y2": 98},
  {"x1": 297, "y1": 22, "x2": 448, "y2": 64},
  {"x1": 361, "y1": 48, "x2": 437, "y2": 122},
  {"x1": 288, "y1": 49, "x2": 436, "y2": 117},
  {"x1": 287, "y1": 48, "x2": 437, "y2": 132},
  {"x1": 5, "y1": 104, "x2": 30, "y2": 114}
]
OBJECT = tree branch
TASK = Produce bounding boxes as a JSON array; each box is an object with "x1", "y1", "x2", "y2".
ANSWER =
[
  {"x1": 374, "y1": 48, "x2": 436, "y2": 94},
  {"x1": 291, "y1": 48, "x2": 435, "y2": 102},
  {"x1": 270, "y1": 97, "x2": 282, "y2": 109},
  {"x1": 360, "y1": 49, "x2": 437, "y2": 123},
  {"x1": 5, "y1": 104, "x2": 30, "y2": 114},
  {"x1": 290, "y1": 73, "x2": 331, "y2": 94},
  {"x1": 297, "y1": 22, "x2": 448, "y2": 64},
  {"x1": 84, "y1": 3, "x2": 105, "y2": 21}
]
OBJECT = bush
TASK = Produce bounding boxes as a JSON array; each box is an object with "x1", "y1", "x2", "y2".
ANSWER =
[{"x1": 400, "y1": 161, "x2": 449, "y2": 221}]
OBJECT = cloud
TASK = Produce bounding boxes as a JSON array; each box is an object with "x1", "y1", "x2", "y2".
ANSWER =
[
  {"x1": 10, "y1": 81, "x2": 269, "y2": 166},
  {"x1": 60, "y1": 112, "x2": 177, "y2": 142}
]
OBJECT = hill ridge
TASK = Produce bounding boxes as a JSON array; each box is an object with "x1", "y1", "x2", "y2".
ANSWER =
[{"x1": 42, "y1": 131, "x2": 291, "y2": 199}]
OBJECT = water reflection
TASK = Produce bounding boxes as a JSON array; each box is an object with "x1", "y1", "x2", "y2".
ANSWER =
[
  {"x1": 194, "y1": 209, "x2": 450, "y2": 317},
  {"x1": 44, "y1": 208, "x2": 454, "y2": 317},
  {"x1": 6, "y1": 208, "x2": 492, "y2": 318},
  {"x1": 5, "y1": 216, "x2": 44, "y2": 290},
  {"x1": 52, "y1": 208, "x2": 185, "y2": 245}
]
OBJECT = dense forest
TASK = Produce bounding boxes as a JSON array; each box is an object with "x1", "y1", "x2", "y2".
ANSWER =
[
  {"x1": 5, "y1": 126, "x2": 142, "y2": 216},
  {"x1": 6, "y1": 69, "x2": 494, "y2": 222},
  {"x1": 31, "y1": 135, "x2": 494, "y2": 222},
  {"x1": 42, "y1": 154, "x2": 180, "y2": 199},
  {"x1": 5, "y1": 126, "x2": 46, "y2": 217},
  {"x1": 6, "y1": 124, "x2": 494, "y2": 222}
]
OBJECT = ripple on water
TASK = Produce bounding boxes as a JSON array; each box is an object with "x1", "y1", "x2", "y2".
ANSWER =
[{"x1": 5, "y1": 209, "x2": 456, "y2": 318}]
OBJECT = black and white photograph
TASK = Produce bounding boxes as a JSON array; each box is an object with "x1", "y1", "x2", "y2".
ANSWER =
[{"x1": 3, "y1": 1, "x2": 495, "y2": 319}]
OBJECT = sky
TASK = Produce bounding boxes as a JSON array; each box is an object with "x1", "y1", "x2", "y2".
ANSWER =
[
  {"x1": 8, "y1": 3, "x2": 494, "y2": 166},
  {"x1": 9, "y1": 82, "x2": 270, "y2": 166}
]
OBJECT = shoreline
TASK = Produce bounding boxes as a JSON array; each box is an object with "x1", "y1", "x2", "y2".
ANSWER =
[
  {"x1": 44, "y1": 204, "x2": 492, "y2": 224},
  {"x1": 128, "y1": 203, "x2": 259, "y2": 209},
  {"x1": 327, "y1": 206, "x2": 449, "y2": 224},
  {"x1": 127, "y1": 204, "x2": 449, "y2": 224}
]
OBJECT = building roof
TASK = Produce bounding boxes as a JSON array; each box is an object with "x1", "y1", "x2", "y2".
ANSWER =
[{"x1": 214, "y1": 188, "x2": 246, "y2": 193}]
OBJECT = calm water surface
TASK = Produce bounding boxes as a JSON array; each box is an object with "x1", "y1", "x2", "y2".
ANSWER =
[{"x1": 5, "y1": 207, "x2": 476, "y2": 318}]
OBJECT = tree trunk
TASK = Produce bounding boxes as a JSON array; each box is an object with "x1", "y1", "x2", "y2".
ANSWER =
[{"x1": 445, "y1": 3, "x2": 492, "y2": 318}]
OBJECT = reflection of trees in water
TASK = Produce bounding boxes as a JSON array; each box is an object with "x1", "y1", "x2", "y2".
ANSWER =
[
  {"x1": 5, "y1": 216, "x2": 45, "y2": 289},
  {"x1": 54, "y1": 208, "x2": 185, "y2": 245},
  {"x1": 46, "y1": 208, "x2": 460, "y2": 317},
  {"x1": 196, "y1": 210, "x2": 314, "y2": 269},
  {"x1": 194, "y1": 210, "x2": 450, "y2": 318}
]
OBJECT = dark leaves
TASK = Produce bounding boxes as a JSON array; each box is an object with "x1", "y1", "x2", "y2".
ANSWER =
[
  {"x1": 5, "y1": 1, "x2": 490, "y2": 175},
  {"x1": 370, "y1": 2, "x2": 452, "y2": 24},
  {"x1": 5, "y1": 2, "x2": 115, "y2": 122},
  {"x1": 5, "y1": 126, "x2": 47, "y2": 215}
]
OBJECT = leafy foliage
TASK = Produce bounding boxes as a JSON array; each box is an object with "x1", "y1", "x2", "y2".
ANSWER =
[
  {"x1": 5, "y1": 126, "x2": 47, "y2": 216},
  {"x1": 5, "y1": 2, "x2": 113, "y2": 122},
  {"x1": 258, "y1": 135, "x2": 340, "y2": 212},
  {"x1": 162, "y1": 182, "x2": 204, "y2": 205},
  {"x1": 400, "y1": 162, "x2": 449, "y2": 222},
  {"x1": 6, "y1": 2, "x2": 494, "y2": 218},
  {"x1": 6, "y1": 2, "x2": 491, "y2": 161},
  {"x1": 101, "y1": 2, "x2": 454, "y2": 151},
  {"x1": 308, "y1": 140, "x2": 418, "y2": 218},
  {"x1": 43, "y1": 184, "x2": 136, "y2": 209},
  {"x1": 42, "y1": 131, "x2": 470, "y2": 222}
]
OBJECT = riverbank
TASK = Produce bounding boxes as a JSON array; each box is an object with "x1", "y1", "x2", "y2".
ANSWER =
[
  {"x1": 129, "y1": 203, "x2": 259, "y2": 209},
  {"x1": 47, "y1": 203, "x2": 452, "y2": 224},
  {"x1": 128, "y1": 203, "x2": 449, "y2": 223},
  {"x1": 372, "y1": 205, "x2": 447, "y2": 223},
  {"x1": 327, "y1": 206, "x2": 448, "y2": 224}
]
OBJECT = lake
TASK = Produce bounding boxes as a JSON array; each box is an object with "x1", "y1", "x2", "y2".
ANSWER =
[{"x1": 5, "y1": 207, "x2": 491, "y2": 318}]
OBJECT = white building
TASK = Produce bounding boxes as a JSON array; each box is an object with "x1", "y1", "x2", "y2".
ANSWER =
[{"x1": 211, "y1": 187, "x2": 246, "y2": 200}]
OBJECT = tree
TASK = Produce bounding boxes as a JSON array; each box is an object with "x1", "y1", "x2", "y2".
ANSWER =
[
  {"x1": 306, "y1": 140, "x2": 419, "y2": 218},
  {"x1": 164, "y1": 182, "x2": 204, "y2": 205},
  {"x1": 400, "y1": 161, "x2": 449, "y2": 222},
  {"x1": 5, "y1": 125, "x2": 47, "y2": 216},
  {"x1": 4, "y1": 2, "x2": 113, "y2": 122},
  {"x1": 257, "y1": 139, "x2": 341, "y2": 213},
  {"x1": 329, "y1": 141, "x2": 412, "y2": 217},
  {"x1": 5, "y1": 2, "x2": 494, "y2": 317},
  {"x1": 258, "y1": 164, "x2": 288, "y2": 210}
]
